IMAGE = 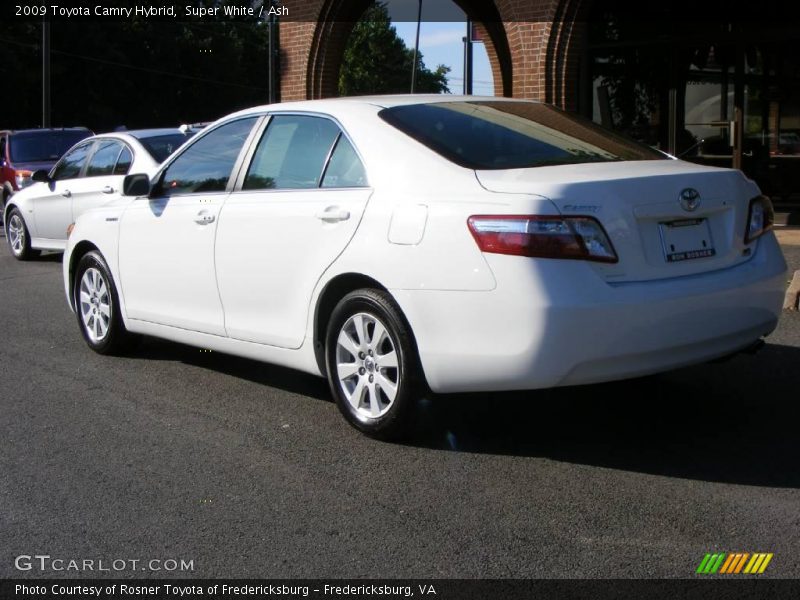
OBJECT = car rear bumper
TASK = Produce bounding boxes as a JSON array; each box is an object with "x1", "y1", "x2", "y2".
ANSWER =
[{"x1": 393, "y1": 233, "x2": 787, "y2": 394}]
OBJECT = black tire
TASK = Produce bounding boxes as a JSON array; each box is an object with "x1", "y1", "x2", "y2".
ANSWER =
[
  {"x1": 5, "y1": 206, "x2": 40, "y2": 260},
  {"x1": 73, "y1": 250, "x2": 136, "y2": 355},
  {"x1": 325, "y1": 288, "x2": 423, "y2": 440}
]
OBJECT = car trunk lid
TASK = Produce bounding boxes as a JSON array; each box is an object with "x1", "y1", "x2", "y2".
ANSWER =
[{"x1": 475, "y1": 159, "x2": 758, "y2": 282}]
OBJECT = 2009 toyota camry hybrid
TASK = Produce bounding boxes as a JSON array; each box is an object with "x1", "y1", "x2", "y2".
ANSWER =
[{"x1": 62, "y1": 96, "x2": 787, "y2": 439}]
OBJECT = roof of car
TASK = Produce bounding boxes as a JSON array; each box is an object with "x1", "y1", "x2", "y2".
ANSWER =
[
  {"x1": 96, "y1": 128, "x2": 190, "y2": 139},
  {"x1": 230, "y1": 95, "x2": 533, "y2": 119},
  {"x1": 1, "y1": 127, "x2": 92, "y2": 135}
]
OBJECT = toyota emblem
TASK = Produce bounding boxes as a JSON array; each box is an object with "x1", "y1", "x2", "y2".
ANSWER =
[{"x1": 679, "y1": 188, "x2": 701, "y2": 212}]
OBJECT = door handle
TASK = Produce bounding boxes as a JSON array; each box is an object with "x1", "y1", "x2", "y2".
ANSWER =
[
  {"x1": 315, "y1": 207, "x2": 350, "y2": 222},
  {"x1": 61, "y1": 190, "x2": 71, "y2": 198},
  {"x1": 102, "y1": 186, "x2": 115, "y2": 194},
  {"x1": 194, "y1": 210, "x2": 215, "y2": 225}
]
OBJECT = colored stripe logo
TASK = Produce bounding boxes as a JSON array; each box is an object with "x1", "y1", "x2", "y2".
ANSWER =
[{"x1": 696, "y1": 552, "x2": 773, "y2": 574}]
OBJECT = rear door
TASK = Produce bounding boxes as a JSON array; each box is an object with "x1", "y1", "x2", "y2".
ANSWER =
[
  {"x1": 215, "y1": 114, "x2": 372, "y2": 349},
  {"x1": 73, "y1": 139, "x2": 130, "y2": 220}
]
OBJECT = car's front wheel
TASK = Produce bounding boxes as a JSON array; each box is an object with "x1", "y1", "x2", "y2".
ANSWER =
[
  {"x1": 5, "y1": 207, "x2": 39, "y2": 260},
  {"x1": 73, "y1": 251, "x2": 136, "y2": 354},
  {"x1": 325, "y1": 289, "x2": 423, "y2": 440}
]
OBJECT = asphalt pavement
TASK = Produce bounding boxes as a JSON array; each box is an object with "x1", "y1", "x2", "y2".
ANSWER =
[{"x1": 1, "y1": 234, "x2": 799, "y2": 579}]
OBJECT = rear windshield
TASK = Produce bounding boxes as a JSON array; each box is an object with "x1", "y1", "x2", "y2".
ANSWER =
[
  {"x1": 379, "y1": 101, "x2": 666, "y2": 170},
  {"x1": 9, "y1": 130, "x2": 91, "y2": 163},
  {"x1": 137, "y1": 133, "x2": 194, "y2": 163}
]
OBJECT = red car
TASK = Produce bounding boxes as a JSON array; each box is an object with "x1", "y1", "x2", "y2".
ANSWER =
[{"x1": 1, "y1": 127, "x2": 93, "y2": 209}]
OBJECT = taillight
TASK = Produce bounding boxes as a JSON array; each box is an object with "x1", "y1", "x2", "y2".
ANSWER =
[
  {"x1": 467, "y1": 215, "x2": 618, "y2": 263},
  {"x1": 744, "y1": 195, "x2": 774, "y2": 244},
  {"x1": 14, "y1": 170, "x2": 33, "y2": 190}
]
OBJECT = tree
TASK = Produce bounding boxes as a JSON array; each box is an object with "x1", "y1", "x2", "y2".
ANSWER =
[
  {"x1": 338, "y1": 3, "x2": 450, "y2": 96},
  {"x1": 0, "y1": 1, "x2": 270, "y2": 131}
]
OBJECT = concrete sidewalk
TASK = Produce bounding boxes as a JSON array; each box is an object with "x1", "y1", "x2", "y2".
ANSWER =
[
  {"x1": 776, "y1": 228, "x2": 800, "y2": 246},
  {"x1": 777, "y1": 229, "x2": 800, "y2": 309}
]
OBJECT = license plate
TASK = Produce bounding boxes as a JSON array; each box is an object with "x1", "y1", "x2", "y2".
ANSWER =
[{"x1": 658, "y1": 218, "x2": 715, "y2": 263}]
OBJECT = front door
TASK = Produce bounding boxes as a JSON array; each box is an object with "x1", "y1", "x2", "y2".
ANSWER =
[
  {"x1": 118, "y1": 116, "x2": 260, "y2": 335},
  {"x1": 31, "y1": 140, "x2": 93, "y2": 240}
]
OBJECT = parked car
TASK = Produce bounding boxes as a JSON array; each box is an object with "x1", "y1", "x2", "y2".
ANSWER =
[
  {"x1": 4, "y1": 128, "x2": 194, "y2": 259},
  {"x1": 1, "y1": 127, "x2": 93, "y2": 209},
  {"x1": 62, "y1": 97, "x2": 787, "y2": 439}
]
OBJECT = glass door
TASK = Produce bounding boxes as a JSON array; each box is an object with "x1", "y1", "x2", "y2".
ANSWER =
[{"x1": 680, "y1": 44, "x2": 736, "y2": 167}]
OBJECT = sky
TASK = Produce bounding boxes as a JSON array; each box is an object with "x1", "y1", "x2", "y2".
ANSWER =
[{"x1": 384, "y1": 0, "x2": 495, "y2": 96}]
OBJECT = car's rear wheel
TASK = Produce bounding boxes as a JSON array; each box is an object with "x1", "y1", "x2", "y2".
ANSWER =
[
  {"x1": 73, "y1": 251, "x2": 136, "y2": 354},
  {"x1": 5, "y1": 207, "x2": 39, "y2": 260},
  {"x1": 325, "y1": 289, "x2": 422, "y2": 440}
]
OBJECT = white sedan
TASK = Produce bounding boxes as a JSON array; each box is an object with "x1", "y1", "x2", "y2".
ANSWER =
[
  {"x1": 62, "y1": 97, "x2": 787, "y2": 439},
  {"x1": 4, "y1": 128, "x2": 194, "y2": 259}
]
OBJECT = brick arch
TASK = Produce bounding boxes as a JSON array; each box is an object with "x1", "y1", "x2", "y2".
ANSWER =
[
  {"x1": 544, "y1": 0, "x2": 590, "y2": 110},
  {"x1": 279, "y1": 0, "x2": 516, "y2": 101}
]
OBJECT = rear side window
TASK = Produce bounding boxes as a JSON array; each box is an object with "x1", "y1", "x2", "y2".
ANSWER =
[
  {"x1": 51, "y1": 142, "x2": 92, "y2": 180},
  {"x1": 86, "y1": 140, "x2": 124, "y2": 177},
  {"x1": 160, "y1": 117, "x2": 258, "y2": 196},
  {"x1": 379, "y1": 102, "x2": 666, "y2": 170},
  {"x1": 114, "y1": 147, "x2": 132, "y2": 175},
  {"x1": 138, "y1": 133, "x2": 192, "y2": 163},
  {"x1": 243, "y1": 115, "x2": 341, "y2": 190},
  {"x1": 322, "y1": 136, "x2": 367, "y2": 188}
]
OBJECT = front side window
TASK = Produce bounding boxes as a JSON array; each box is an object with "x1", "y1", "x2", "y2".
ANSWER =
[
  {"x1": 51, "y1": 142, "x2": 93, "y2": 180},
  {"x1": 160, "y1": 117, "x2": 258, "y2": 196},
  {"x1": 243, "y1": 115, "x2": 341, "y2": 191},
  {"x1": 86, "y1": 140, "x2": 124, "y2": 177},
  {"x1": 379, "y1": 101, "x2": 666, "y2": 170}
]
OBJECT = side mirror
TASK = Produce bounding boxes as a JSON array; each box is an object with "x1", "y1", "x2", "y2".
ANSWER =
[
  {"x1": 122, "y1": 173, "x2": 151, "y2": 197},
  {"x1": 31, "y1": 169, "x2": 50, "y2": 183}
]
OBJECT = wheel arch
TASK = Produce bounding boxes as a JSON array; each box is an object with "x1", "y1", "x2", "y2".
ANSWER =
[
  {"x1": 312, "y1": 273, "x2": 426, "y2": 388},
  {"x1": 3, "y1": 199, "x2": 19, "y2": 224},
  {"x1": 313, "y1": 273, "x2": 387, "y2": 373},
  {"x1": 67, "y1": 240, "x2": 101, "y2": 310}
]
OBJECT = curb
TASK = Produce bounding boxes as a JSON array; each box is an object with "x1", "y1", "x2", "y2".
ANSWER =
[{"x1": 784, "y1": 270, "x2": 800, "y2": 311}]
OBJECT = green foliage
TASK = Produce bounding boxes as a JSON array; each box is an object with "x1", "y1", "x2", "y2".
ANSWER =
[{"x1": 338, "y1": 3, "x2": 450, "y2": 96}]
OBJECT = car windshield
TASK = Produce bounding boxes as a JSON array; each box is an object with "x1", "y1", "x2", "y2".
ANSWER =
[
  {"x1": 379, "y1": 101, "x2": 666, "y2": 170},
  {"x1": 137, "y1": 133, "x2": 194, "y2": 163},
  {"x1": 8, "y1": 130, "x2": 91, "y2": 163}
]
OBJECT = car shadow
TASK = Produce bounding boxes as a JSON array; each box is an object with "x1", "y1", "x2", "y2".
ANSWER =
[
  {"x1": 35, "y1": 251, "x2": 64, "y2": 263},
  {"x1": 128, "y1": 336, "x2": 799, "y2": 488},
  {"x1": 135, "y1": 336, "x2": 331, "y2": 401},
  {"x1": 407, "y1": 342, "x2": 800, "y2": 489}
]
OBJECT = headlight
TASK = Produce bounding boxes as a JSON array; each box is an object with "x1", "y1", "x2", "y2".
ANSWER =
[{"x1": 14, "y1": 170, "x2": 33, "y2": 190}]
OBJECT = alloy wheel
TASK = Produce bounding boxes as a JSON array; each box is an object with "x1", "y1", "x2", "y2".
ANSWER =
[
  {"x1": 78, "y1": 267, "x2": 112, "y2": 343},
  {"x1": 335, "y1": 312, "x2": 400, "y2": 419},
  {"x1": 7, "y1": 214, "x2": 25, "y2": 256}
]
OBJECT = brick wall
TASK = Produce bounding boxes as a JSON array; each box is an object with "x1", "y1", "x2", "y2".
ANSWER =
[{"x1": 278, "y1": 0, "x2": 584, "y2": 109}]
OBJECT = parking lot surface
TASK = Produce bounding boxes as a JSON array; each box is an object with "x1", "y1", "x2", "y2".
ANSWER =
[{"x1": 1, "y1": 235, "x2": 799, "y2": 578}]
